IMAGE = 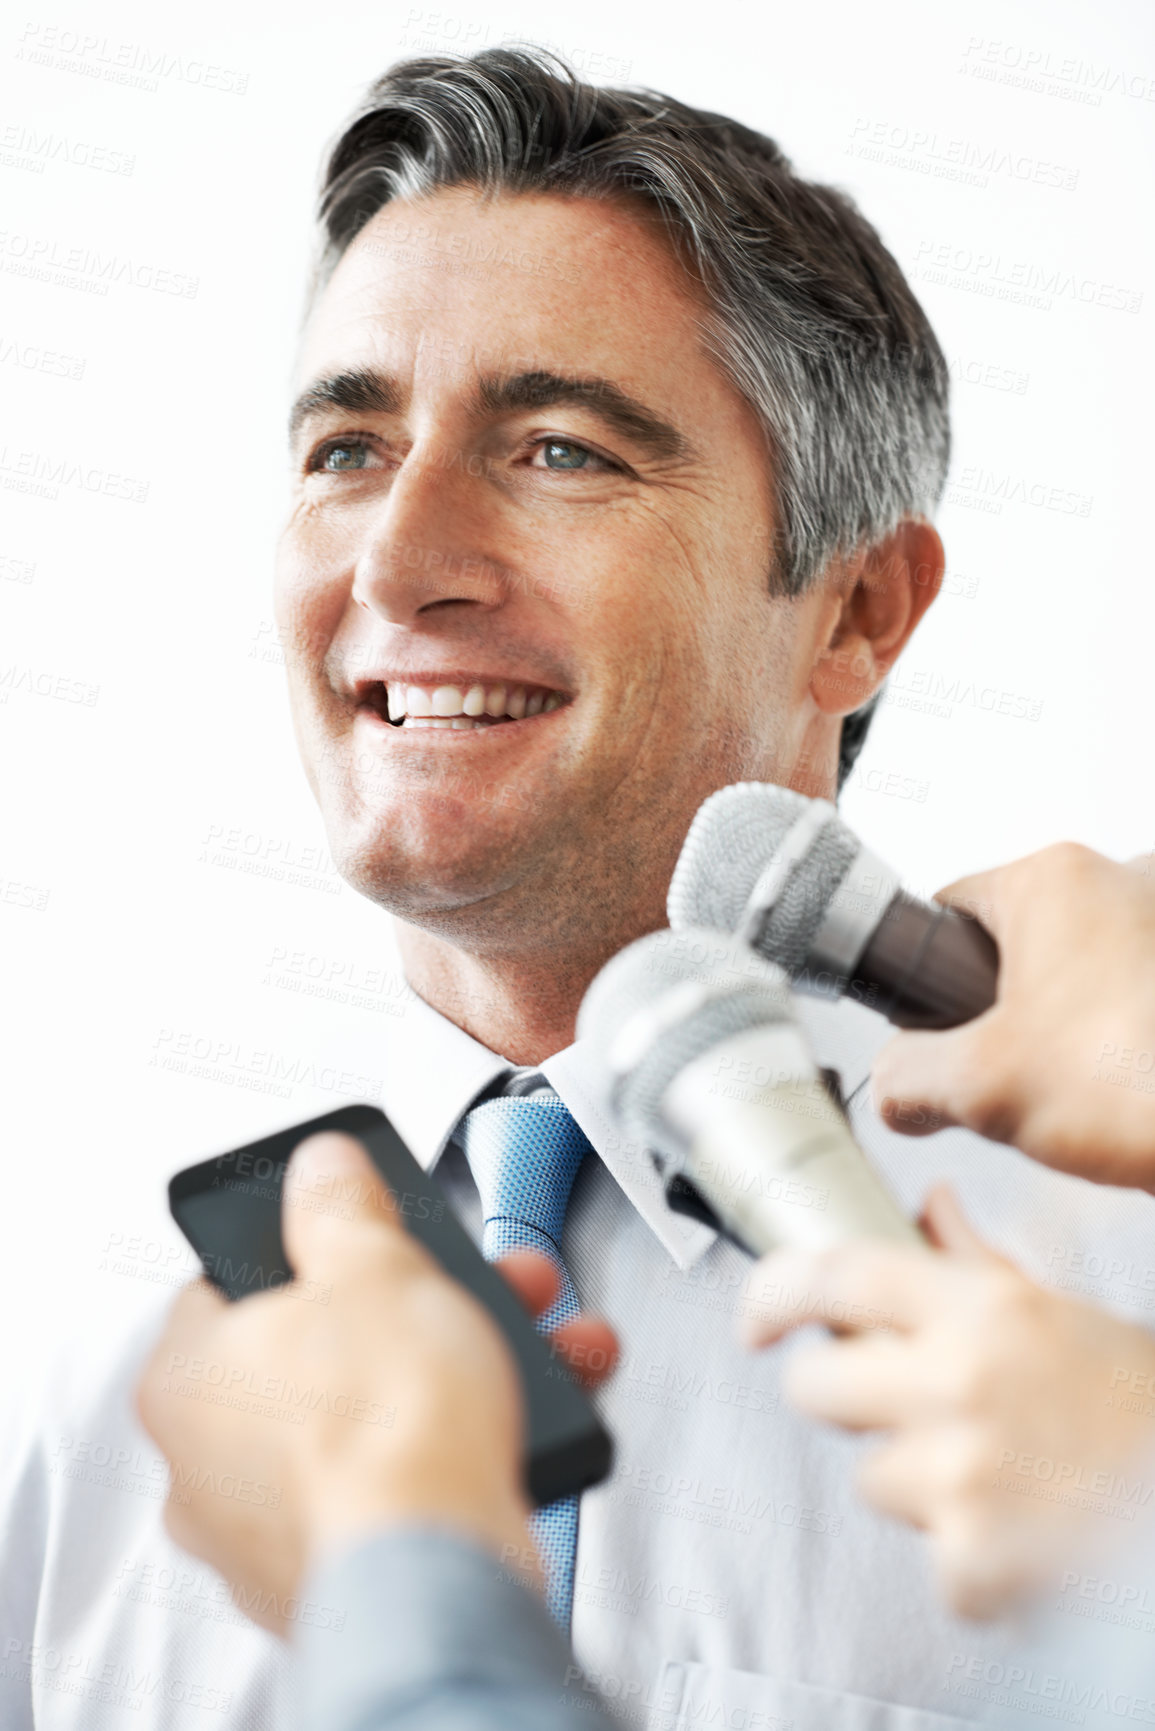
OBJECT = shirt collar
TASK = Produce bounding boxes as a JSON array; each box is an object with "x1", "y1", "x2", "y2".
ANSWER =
[
  {"x1": 380, "y1": 960, "x2": 887, "y2": 1273},
  {"x1": 381, "y1": 985, "x2": 511, "y2": 1175}
]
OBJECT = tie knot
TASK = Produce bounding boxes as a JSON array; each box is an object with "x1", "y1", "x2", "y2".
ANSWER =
[{"x1": 460, "y1": 1095, "x2": 592, "y2": 1243}]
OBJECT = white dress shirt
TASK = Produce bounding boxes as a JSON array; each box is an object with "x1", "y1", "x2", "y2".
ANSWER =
[{"x1": 4, "y1": 980, "x2": 1155, "y2": 1730}]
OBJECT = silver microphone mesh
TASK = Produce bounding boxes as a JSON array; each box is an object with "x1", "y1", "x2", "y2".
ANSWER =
[
  {"x1": 666, "y1": 782, "x2": 859, "y2": 977},
  {"x1": 577, "y1": 928, "x2": 794, "y2": 1148}
]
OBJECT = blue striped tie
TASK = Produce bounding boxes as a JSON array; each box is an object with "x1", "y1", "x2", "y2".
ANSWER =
[{"x1": 460, "y1": 1094, "x2": 592, "y2": 1630}]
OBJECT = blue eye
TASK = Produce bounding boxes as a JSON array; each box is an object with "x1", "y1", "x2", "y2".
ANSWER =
[
  {"x1": 317, "y1": 441, "x2": 370, "y2": 471},
  {"x1": 541, "y1": 440, "x2": 591, "y2": 470}
]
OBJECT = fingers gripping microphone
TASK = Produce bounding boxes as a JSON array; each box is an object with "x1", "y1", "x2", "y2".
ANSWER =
[
  {"x1": 667, "y1": 783, "x2": 999, "y2": 1030},
  {"x1": 577, "y1": 929, "x2": 922, "y2": 1254}
]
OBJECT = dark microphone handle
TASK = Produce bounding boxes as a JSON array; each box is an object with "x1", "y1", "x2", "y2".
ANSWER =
[{"x1": 851, "y1": 891, "x2": 998, "y2": 1029}]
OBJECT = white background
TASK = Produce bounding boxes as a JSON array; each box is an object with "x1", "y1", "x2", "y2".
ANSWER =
[{"x1": 2, "y1": 0, "x2": 1153, "y2": 1372}]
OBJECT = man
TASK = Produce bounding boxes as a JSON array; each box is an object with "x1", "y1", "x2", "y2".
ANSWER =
[{"x1": 5, "y1": 44, "x2": 1154, "y2": 1730}]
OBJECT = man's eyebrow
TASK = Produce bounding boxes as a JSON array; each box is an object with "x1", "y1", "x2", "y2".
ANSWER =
[
  {"x1": 288, "y1": 364, "x2": 698, "y2": 465},
  {"x1": 288, "y1": 368, "x2": 401, "y2": 447},
  {"x1": 478, "y1": 371, "x2": 696, "y2": 464}
]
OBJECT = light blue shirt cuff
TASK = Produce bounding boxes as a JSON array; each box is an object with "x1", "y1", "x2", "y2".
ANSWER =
[{"x1": 295, "y1": 1525, "x2": 609, "y2": 1731}]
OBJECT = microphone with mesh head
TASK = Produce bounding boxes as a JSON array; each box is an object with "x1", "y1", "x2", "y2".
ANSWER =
[
  {"x1": 666, "y1": 783, "x2": 998, "y2": 1030},
  {"x1": 577, "y1": 927, "x2": 922, "y2": 1254}
]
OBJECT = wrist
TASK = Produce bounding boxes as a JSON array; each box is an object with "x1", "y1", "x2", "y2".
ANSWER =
[{"x1": 301, "y1": 1457, "x2": 536, "y2": 1585}]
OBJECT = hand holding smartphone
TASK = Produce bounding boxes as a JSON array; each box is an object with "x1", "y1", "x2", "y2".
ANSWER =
[{"x1": 168, "y1": 1104, "x2": 613, "y2": 1507}]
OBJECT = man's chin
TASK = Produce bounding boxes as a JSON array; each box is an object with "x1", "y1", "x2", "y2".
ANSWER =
[{"x1": 331, "y1": 826, "x2": 527, "y2": 927}]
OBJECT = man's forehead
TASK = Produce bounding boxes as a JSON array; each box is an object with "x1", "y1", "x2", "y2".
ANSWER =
[
  {"x1": 297, "y1": 319, "x2": 610, "y2": 397},
  {"x1": 331, "y1": 183, "x2": 675, "y2": 284},
  {"x1": 297, "y1": 187, "x2": 704, "y2": 387}
]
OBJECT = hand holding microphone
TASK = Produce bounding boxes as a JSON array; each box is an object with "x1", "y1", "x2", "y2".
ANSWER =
[
  {"x1": 742, "y1": 1183, "x2": 1155, "y2": 1621},
  {"x1": 576, "y1": 916, "x2": 1155, "y2": 1625},
  {"x1": 872, "y1": 843, "x2": 1155, "y2": 1188}
]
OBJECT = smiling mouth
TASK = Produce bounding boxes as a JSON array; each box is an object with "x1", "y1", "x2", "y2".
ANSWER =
[{"x1": 358, "y1": 679, "x2": 568, "y2": 731}]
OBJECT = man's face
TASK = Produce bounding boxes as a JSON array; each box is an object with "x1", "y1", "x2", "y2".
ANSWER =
[{"x1": 276, "y1": 188, "x2": 832, "y2": 959}]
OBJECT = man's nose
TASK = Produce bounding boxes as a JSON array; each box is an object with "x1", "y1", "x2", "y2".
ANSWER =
[{"x1": 350, "y1": 445, "x2": 507, "y2": 624}]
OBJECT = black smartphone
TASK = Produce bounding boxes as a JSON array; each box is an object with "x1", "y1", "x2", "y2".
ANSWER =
[{"x1": 168, "y1": 1103, "x2": 612, "y2": 1508}]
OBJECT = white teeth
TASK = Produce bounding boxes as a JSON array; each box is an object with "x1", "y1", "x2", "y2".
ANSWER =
[
  {"x1": 380, "y1": 679, "x2": 564, "y2": 724},
  {"x1": 432, "y1": 684, "x2": 465, "y2": 717}
]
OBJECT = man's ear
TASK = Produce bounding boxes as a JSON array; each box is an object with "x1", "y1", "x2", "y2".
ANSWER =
[{"x1": 810, "y1": 519, "x2": 944, "y2": 717}]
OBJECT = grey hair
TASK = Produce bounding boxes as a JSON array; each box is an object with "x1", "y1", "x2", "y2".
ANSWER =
[{"x1": 313, "y1": 46, "x2": 950, "y2": 781}]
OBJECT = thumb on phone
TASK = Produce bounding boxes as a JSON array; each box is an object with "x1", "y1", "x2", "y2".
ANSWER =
[{"x1": 281, "y1": 1131, "x2": 414, "y2": 1280}]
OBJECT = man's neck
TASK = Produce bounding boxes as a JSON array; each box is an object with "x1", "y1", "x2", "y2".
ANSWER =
[
  {"x1": 386, "y1": 745, "x2": 842, "y2": 1063},
  {"x1": 395, "y1": 921, "x2": 646, "y2": 1065}
]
